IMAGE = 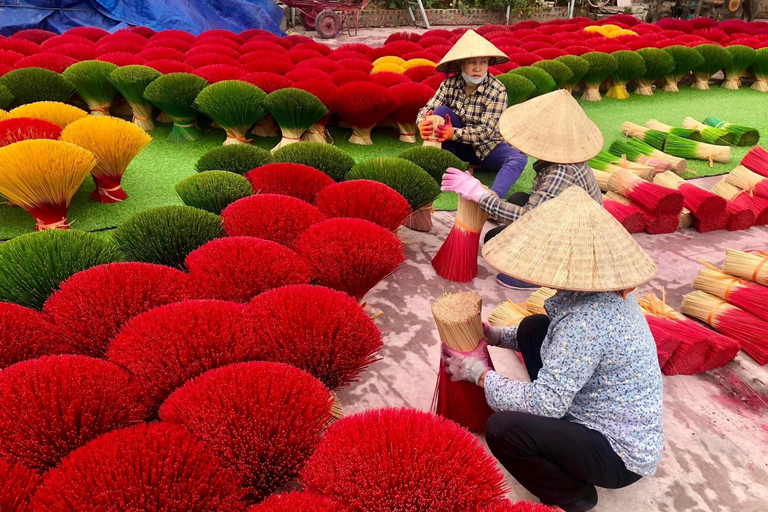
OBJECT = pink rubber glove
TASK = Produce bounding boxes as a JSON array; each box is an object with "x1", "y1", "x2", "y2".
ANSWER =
[
  {"x1": 441, "y1": 340, "x2": 492, "y2": 385},
  {"x1": 441, "y1": 167, "x2": 487, "y2": 202}
]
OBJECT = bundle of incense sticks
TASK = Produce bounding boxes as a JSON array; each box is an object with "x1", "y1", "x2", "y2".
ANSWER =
[
  {"x1": 711, "y1": 179, "x2": 768, "y2": 226},
  {"x1": 693, "y1": 260, "x2": 768, "y2": 322},
  {"x1": 431, "y1": 191, "x2": 490, "y2": 283},
  {"x1": 525, "y1": 287, "x2": 557, "y2": 315},
  {"x1": 488, "y1": 300, "x2": 533, "y2": 328},
  {"x1": 607, "y1": 168, "x2": 684, "y2": 217},
  {"x1": 605, "y1": 191, "x2": 680, "y2": 234},
  {"x1": 652, "y1": 171, "x2": 727, "y2": 232},
  {"x1": 723, "y1": 248, "x2": 768, "y2": 286},
  {"x1": 725, "y1": 165, "x2": 768, "y2": 201},
  {"x1": 741, "y1": 146, "x2": 768, "y2": 178}
]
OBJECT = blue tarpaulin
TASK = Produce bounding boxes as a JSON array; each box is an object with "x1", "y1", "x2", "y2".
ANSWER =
[{"x1": 0, "y1": 0, "x2": 285, "y2": 36}]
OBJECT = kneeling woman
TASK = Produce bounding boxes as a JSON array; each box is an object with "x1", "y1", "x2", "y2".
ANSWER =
[
  {"x1": 416, "y1": 30, "x2": 527, "y2": 199},
  {"x1": 443, "y1": 187, "x2": 664, "y2": 512}
]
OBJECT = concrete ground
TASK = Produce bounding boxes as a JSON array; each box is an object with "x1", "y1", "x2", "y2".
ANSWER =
[{"x1": 336, "y1": 175, "x2": 768, "y2": 512}]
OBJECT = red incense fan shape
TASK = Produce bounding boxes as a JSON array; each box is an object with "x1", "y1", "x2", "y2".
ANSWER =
[
  {"x1": 245, "y1": 163, "x2": 333, "y2": 204},
  {"x1": 315, "y1": 180, "x2": 412, "y2": 232},
  {"x1": 0, "y1": 117, "x2": 61, "y2": 147}
]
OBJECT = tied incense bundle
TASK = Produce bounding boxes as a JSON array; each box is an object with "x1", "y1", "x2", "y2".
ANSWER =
[
  {"x1": 526, "y1": 287, "x2": 556, "y2": 315},
  {"x1": 741, "y1": 146, "x2": 768, "y2": 178},
  {"x1": 488, "y1": 300, "x2": 533, "y2": 328},
  {"x1": 625, "y1": 137, "x2": 687, "y2": 174},
  {"x1": 725, "y1": 166, "x2": 768, "y2": 201},
  {"x1": 681, "y1": 290, "x2": 768, "y2": 365},
  {"x1": 663, "y1": 134, "x2": 731, "y2": 166},
  {"x1": 710, "y1": 179, "x2": 768, "y2": 226},
  {"x1": 652, "y1": 171, "x2": 727, "y2": 232},
  {"x1": 607, "y1": 168, "x2": 684, "y2": 216},
  {"x1": 602, "y1": 194, "x2": 645, "y2": 233},
  {"x1": 431, "y1": 191, "x2": 490, "y2": 283},
  {"x1": 681, "y1": 117, "x2": 735, "y2": 146},
  {"x1": 644, "y1": 119, "x2": 702, "y2": 141},
  {"x1": 605, "y1": 191, "x2": 681, "y2": 234},
  {"x1": 693, "y1": 262, "x2": 768, "y2": 322},
  {"x1": 431, "y1": 291, "x2": 495, "y2": 432},
  {"x1": 608, "y1": 139, "x2": 675, "y2": 173},
  {"x1": 621, "y1": 122, "x2": 668, "y2": 151},
  {"x1": 703, "y1": 116, "x2": 760, "y2": 147},
  {"x1": 589, "y1": 151, "x2": 655, "y2": 179},
  {"x1": 723, "y1": 248, "x2": 768, "y2": 286}
]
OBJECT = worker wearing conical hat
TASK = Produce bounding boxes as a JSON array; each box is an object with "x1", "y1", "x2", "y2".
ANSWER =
[
  {"x1": 416, "y1": 30, "x2": 528, "y2": 201},
  {"x1": 441, "y1": 89, "x2": 604, "y2": 290},
  {"x1": 441, "y1": 187, "x2": 663, "y2": 512}
]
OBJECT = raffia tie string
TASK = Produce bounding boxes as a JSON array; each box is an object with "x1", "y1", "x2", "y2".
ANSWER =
[
  {"x1": 707, "y1": 299, "x2": 729, "y2": 325},
  {"x1": 225, "y1": 131, "x2": 249, "y2": 144},
  {"x1": 97, "y1": 184, "x2": 125, "y2": 202},
  {"x1": 282, "y1": 136, "x2": 302, "y2": 141},
  {"x1": 134, "y1": 115, "x2": 153, "y2": 121},
  {"x1": 697, "y1": 259, "x2": 744, "y2": 300},
  {"x1": 92, "y1": 104, "x2": 111, "y2": 115},
  {"x1": 753, "y1": 258, "x2": 768, "y2": 283},
  {"x1": 454, "y1": 218, "x2": 481, "y2": 234},
  {"x1": 36, "y1": 218, "x2": 69, "y2": 230}
]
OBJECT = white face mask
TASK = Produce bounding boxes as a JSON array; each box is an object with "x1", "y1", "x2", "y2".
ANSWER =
[{"x1": 462, "y1": 71, "x2": 486, "y2": 86}]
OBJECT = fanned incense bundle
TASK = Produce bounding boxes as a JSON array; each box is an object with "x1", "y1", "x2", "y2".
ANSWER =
[
  {"x1": 694, "y1": 263, "x2": 768, "y2": 322},
  {"x1": 431, "y1": 291, "x2": 494, "y2": 432},
  {"x1": 662, "y1": 45, "x2": 705, "y2": 92},
  {"x1": 526, "y1": 287, "x2": 556, "y2": 315},
  {"x1": 620, "y1": 122, "x2": 667, "y2": 150},
  {"x1": 711, "y1": 179, "x2": 768, "y2": 225},
  {"x1": 142, "y1": 72, "x2": 209, "y2": 142},
  {"x1": 580, "y1": 52, "x2": 618, "y2": 101},
  {"x1": 61, "y1": 116, "x2": 151, "y2": 203},
  {"x1": 722, "y1": 45, "x2": 755, "y2": 90},
  {"x1": 663, "y1": 134, "x2": 731, "y2": 165},
  {"x1": 432, "y1": 192, "x2": 490, "y2": 282},
  {"x1": 681, "y1": 290, "x2": 768, "y2": 365},
  {"x1": 741, "y1": 146, "x2": 768, "y2": 178},
  {"x1": 194, "y1": 80, "x2": 267, "y2": 146},
  {"x1": 625, "y1": 137, "x2": 687, "y2": 174},
  {"x1": 751, "y1": 48, "x2": 768, "y2": 92},
  {"x1": 61, "y1": 60, "x2": 118, "y2": 116},
  {"x1": 603, "y1": 195, "x2": 645, "y2": 233},
  {"x1": 390, "y1": 82, "x2": 435, "y2": 143},
  {"x1": 608, "y1": 139, "x2": 675, "y2": 173},
  {"x1": 723, "y1": 248, "x2": 768, "y2": 286},
  {"x1": 0, "y1": 140, "x2": 96, "y2": 230},
  {"x1": 634, "y1": 48, "x2": 675, "y2": 96},
  {"x1": 644, "y1": 119, "x2": 701, "y2": 141},
  {"x1": 263, "y1": 88, "x2": 328, "y2": 152},
  {"x1": 488, "y1": 299, "x2": 533, "y2": 328},
  {"x1": 607, "y1": 168, "x2": 684, "y2": 216},
  {"x1": 108, "y1": 65, "x2": 161, "y2": 131},
  {"x1": 605, "y1": 50, "x2": 645, "y2": 100},
  {"x1": 691, "y1": 44, "x2": 732, "y2": 90},
  {"x1": 653, "y1": 171, "x2": 727, "y2": 232},
  {"x1": 726, "y1": 166, "x2": 768, "y2": 201},
  {"x1": 6, "y1": 101, "x2": 87, "y2": 128},
  {"x1": 0, "y1": 117, "x2": 61, "y2": 147},
  {"x1": 681, "y1": 117, "x2": 735, "y2": 146},
  {"x1": 703, "y1": 117, "x2": 760, "y2": 147}
]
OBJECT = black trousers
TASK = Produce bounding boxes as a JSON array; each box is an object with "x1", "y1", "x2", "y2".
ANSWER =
[
  {"x1": 483, "y1": 192, "x2": 530, "y2": 244},
  {"x1": 485, "y1": 315, "x2": 642, "y2": 512}
]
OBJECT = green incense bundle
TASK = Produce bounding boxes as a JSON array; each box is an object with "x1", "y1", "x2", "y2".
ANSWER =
[
  {"x1": 626, "y1": 137, "x2": 688, "y2": 174},
  {"x1": 588, "y1": 150, "x2": 654, "y2": 179},
  {"x1": 635, "y1": 48, "x2": 675, "y2": 96},
  {"x1": 609, "y1": 138, "x2": 675, "y2": 174},
  {"x1": 663, "y1": 45, "x2": 705, "y2": 92},
  {"x1": 143, "y1": 73, "x2": 209, "y2": 142},
  {"x1": 532, "y1": 60, "x2": 573, "y2": 90},
  {"x1": 555, "y1": 55, "x2": 590, "y2": 93},
  {"x1": 620, "y1": 122, "x2": 667, "y2": 150},
  {"x1": 722, "y1": 45, "x2": 755, "y2": 90},
  {"x1": 0, "y1": 83, "x2": 13, "y2": 110},
  {"x1": 751, "y1": 48, "x2": 768, "y2": 92},
  {"x1": 606, "y1": 51, "x2": 646, "y2": 100},
  {"x1": 692, "y1": 44, "x2": 732, "y2": 90},
  {"x1": 681, "y1": 117, "x2": 734, "y2": 145},
  {"x1": 508, "y1": 66, "x2": 557, "y2": 98},
  {"x1": 663, "y1": 134, "x2": 731, "y2": 164},
  {"x1": 263, "y1": 88, "x2": 328, "y2": 153},
  {"x1": 0, "y1": 68, "x2": 75, "y2": 105},
  {"x1": 109, "y1": 65, "x2": 161, "y2": 131},
  {"x1": 644, "y1": 119, "x2": 702, "y2": 141},
  {"x1": 703, "y1": 116, "x2": 760, "y2": 147},
  {"x1": 62, "y1": 60, "x2": 118, "y2": 116},
  {"x1": 195, "y1": 80, "x2": 268, "y2": 146},
  {"x1": 580, "y1": 52, "x2": 618, "y2": 102},
  {"x1": 495, "y1": 73, "x2": 536, "y2": 106}
]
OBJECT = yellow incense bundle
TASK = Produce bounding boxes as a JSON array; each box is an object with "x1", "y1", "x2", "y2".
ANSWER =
[
  {"x1": 7, "y1": 102, "x2": 88, "y2": 128},
  {"x1": 488, "y1": 300, "x2": 533, "y2": 327},
  {"x1": 526, "y1": 287, "x2": 557, "y2": 315}
]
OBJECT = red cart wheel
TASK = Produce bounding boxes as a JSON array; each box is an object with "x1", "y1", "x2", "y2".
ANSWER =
[
  {"x1": 316, "y1": 9, "x2": 342, "y2": 39},
  {"x1": 300, "y1": 9, "x2": 318, "y2": 30}
]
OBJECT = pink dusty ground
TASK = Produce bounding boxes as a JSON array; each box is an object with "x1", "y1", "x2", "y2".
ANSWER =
[{"x1": 334, "y1": 178, "x2": 768, "y2": 512}]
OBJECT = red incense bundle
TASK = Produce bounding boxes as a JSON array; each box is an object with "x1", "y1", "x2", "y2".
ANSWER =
[
  {"x1": 741, "y1": 146, "x2": 768, "y2": 178},
  {"x1": 605, "y1": 191, "x2": 678, "y2": 234},
  {"x1": 723, "y1": 248, "x2": 768, "y2": 287},
  {"x1": 432, "y1": 193, "x2": 490, "y2": 282},
  {"x1": 643, "y1": 315, "x2": 681, "y2": 367},
  {"x1": 711, "y1": 179, "x2": 768, "y2": 225},
  {"x1": 682, "y1": 290, "x2": 768, "y2": 365},
  {"x1": 653, "y1": 171, "x2": 727, "y2": 232},
  {"x1": 607, "y1": 168, "x2": 684, "y2": 216},
  {"x1": 603, "y1": 197, "x2": 645, "y2": 233},
  {"x1": 432, "y1": 291, "x2": 494, "y2": 432},
  {"x1": 694, "y1": 262, "x2": 768, "y2": 322},
  {"x1": 726, "y1": 165, "x2": 768, "y2": 201},
  {"x1": 723, "y1": 200, "x2": 756, "y2": 231}
]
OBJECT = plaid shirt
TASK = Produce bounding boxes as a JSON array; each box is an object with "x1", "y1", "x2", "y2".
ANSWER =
[
  {"x1": 478, "y1": 160, "x2": 603, "y2": 224},
  {"x1": 416, "y1": 74, "x2": 508, "y2": 160}
]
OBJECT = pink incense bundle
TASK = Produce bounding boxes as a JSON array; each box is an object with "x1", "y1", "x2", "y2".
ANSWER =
[
  {"x1": 607, "y1": 168, "x2": 684, "y2": 216},
  {"x1": 694, "y1": 263, "x2": 768, "y2": 323},
  {"x1": 723, "y1": 200, "x2": 756, "y2": 231},
  {"x1": 603, "y1": 196, "x2": 648, "y2": 234},
  {"x1": 604, "y1": 191, "x2": 678, "y2": 234},
  {"x1": 653, "y1": 171, "x2": 727, "y2": 232},
  {"x1": 432, "y1": 193, "x2": 490, "y2": 282},
  {"x1": 682, "y1": 290, "x2": 768, "y2": 365},
  {"x1": 711, "y1": 179, "x2": 768, "y2": 226},
  {"x1": 643, "y1": 315, "x2": 682, "y2": 368},
  {"x1": 431, "y1": 291, "x2": 494, "y2": 432},
  {"x1": 741, "y1": 146, "x2": 768, "y2": 178},
  {"x1": 726, "y1": 165, "x2": 768, "y2": 201}
]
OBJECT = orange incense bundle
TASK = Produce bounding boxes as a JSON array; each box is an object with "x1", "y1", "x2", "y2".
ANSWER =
[
  {"x1": 431, "y1": 193, "x2": 490, "y2": 282},
  {"x1": 681, "y1": 290, "x2": 768, "y2": 365},
  {"x1": 694, "y1": 262, "x2": 768, "y2": 322},
  {"x1": 726, "y1": 165, "x2": 768, "y2": 201},
  {"x1": 432, "y1": 291, "x2": 495, "y2": 432},
  {"x1": 711, "y1": 179, "x2": 768, "y2": 226},
  {"x1": 607, "y1": 168, "x2": 684, "y2": 216},
  {"x1": 653, "y1": 171, "x2": 727, "y2": 232}
]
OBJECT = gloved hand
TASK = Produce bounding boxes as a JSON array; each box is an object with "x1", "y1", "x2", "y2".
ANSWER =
[
  {"x1": 483, "y1": 322, "x2": 503, "y2": 347},
  {"x1": 419, "y1": 110, "x2": 434, "y2": 139},
  {"x1": 441, "y1": 167, "x2": 487, "y2": 202},
  {"x1": 435, "y1": 114, "x2": 454, "y2": 142},
  {"x1": 442, "y1": 340, "x2": 492, "y2": 386}
]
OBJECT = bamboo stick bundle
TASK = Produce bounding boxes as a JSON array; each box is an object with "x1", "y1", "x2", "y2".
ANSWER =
[
  {"x1": 607, "y1": 168, "x2": 684, "y2": 216},
  {"x1": 488, "y1": 300, "x2": 533, "y2": 328},
  {"x1": 681, "y1": 116, "x2": 735, "y2": 145},
  {"x1": 653, "y1": 171, "x2": 727, "y2": 232},
  {"x1": 711, "y1": 179, "x2": 768, "y2": 225},
  {"x1": 592, "y1": 168, "x2": 612, "y2": 192},
  {"x1": 608, "y1": 138, "x2": 676, "y2": 174},
  {"x1": 605, "y1": 191, "x2": 681, "y2": 234},
  {"x1": 621, "y1": 122, "x2": 668, "y2": 150},
  {"x1": 694, "y1": 262, "x2": 768, "y2": 322},
  {"x1": 741, "y1": 146, "x2": 768, "y2": 178},
  {"x1": 431, "y1": 191, "x2": 490, "y2": 283},
  {"x1": 525, "y1": 287, "x2": 556, "y2": 315},
  {"x1": 644, "y1": 119, "x2": 702, "y2": 141},
  {"x1": 681, "y1": 290, "x2": 768, "y2": 365},
  {"x1": 663, "y1": 134, "x2": 731, "y2": 165},
  {"x1": 723, "y1": 248, "x2": 768, "y2": 286},
  {"x1": 422, "y1": 114, "x2": 445, "y2": 148},
  {"x1": 625, "y1": 137, "x2": 687, "y2": 174},
  {"x1": 431, "y1": 291, "x2": 494, "y2": 432},
  {"x1": 725, "y1": 166, "x2": 768, "y2": 201}
]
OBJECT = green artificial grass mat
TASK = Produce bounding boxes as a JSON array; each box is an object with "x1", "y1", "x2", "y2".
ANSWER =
[{"x1": 0, "y1": 87, "x2": 765, "y2": 239}]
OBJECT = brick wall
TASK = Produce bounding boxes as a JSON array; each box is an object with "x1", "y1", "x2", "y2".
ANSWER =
[{"x1": 354, "y1": 6, "x2": 579, "y2": 28}]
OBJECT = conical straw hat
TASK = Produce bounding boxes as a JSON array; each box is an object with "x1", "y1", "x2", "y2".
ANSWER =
[
  {"x1": 481, "y1": 186, "x2": 657, "y2": 292},
  {"x1": 435, "y1": 30, "x2": 509, "y2": 73},
  {"x1": 498, "y1": 90, "x2": 604, "y2": 163}
]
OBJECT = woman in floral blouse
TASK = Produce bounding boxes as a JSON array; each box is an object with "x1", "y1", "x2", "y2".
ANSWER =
[{"x1": 443, "y1": 187, "x2": 664, "y2": 512}]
